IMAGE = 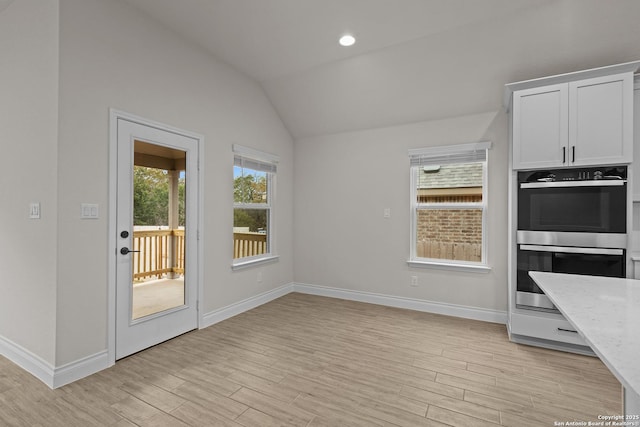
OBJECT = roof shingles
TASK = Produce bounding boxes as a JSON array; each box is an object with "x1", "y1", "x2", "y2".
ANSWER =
[{"x1": 418, "y1": 163, "x2": 483, "y2": 189}]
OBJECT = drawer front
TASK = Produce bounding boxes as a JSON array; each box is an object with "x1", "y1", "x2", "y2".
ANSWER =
[{"x1": 511, "y1": 312, "x2": 588, "y2": 346}]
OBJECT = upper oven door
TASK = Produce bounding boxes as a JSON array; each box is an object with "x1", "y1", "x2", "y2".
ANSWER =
[{"x1": 518, "y1": 180, "x2": 626, "y2": 233}]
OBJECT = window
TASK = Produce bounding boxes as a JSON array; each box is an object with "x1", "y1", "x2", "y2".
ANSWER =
[
  {"x1": 408, "y1": 141, "x2": 491, "y2": 272},
  {"x1": 232, "y1": 144, "x2": 278, "y2": 268}
]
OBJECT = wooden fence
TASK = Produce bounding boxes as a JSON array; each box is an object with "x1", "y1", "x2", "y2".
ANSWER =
[
  {"x1": 233, "y1": 232, "x2": 267, "y2": 259},
  {"x1": 416, "y1": 241, "x2": 481, "y2": 262}
]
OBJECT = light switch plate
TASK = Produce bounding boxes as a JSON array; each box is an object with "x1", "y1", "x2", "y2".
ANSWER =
[{"x1": 81, "y1": 203, "x2": 99, "y2": 219}]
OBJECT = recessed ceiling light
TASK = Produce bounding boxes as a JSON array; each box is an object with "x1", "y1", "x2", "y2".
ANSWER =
[{"x1": 339, "y1": 34, "x2": 356, "y2": 47}]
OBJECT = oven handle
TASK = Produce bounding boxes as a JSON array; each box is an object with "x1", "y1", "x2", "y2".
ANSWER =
[
  {"x1": 520, "y1": 180, "x2": 625, "y2": 189},
  {"x1": 519, "y1": 244, "x2": 624, "y2": 256}
]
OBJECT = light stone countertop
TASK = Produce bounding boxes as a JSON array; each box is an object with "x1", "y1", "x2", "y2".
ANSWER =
[{"x1": 529, "y1": 271, "x2": 640, "y2": 397}]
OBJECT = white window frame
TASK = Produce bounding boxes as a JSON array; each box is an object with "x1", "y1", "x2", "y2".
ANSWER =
[
  {"x1": 408, "y1": 141, "x2": 491, "y2": 273},
  {"x1": 232, "y1": 144, "x2": 279, "y2": 270}
]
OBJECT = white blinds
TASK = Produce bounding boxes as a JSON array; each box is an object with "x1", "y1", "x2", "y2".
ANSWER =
[
  {"x1": 409, "y1": 141, "x2": 491, "y2": 167},
  {"x1": 234, "y1": 156, "x2": 277, "y2": 173},
  {"x1": 233, "y1": 144, "x2": 278, "y2": 173}
]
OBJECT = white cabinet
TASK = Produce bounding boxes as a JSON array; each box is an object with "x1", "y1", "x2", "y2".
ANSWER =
[
  {"x1": 625, "y1": 387, "x2": 640, "y2": 420},
  {"x1": 633, "y1": 84, "x2": 640, "y2": 200},
  {"x1": 510, "y1": 312, "x2": 589, "y2": 347},
  {"x1": 512, "y1": 73, "x2": 634, "y2": 170},
  {"x1": 512, "y1": 83, "x2": 568, "y2": 169}
]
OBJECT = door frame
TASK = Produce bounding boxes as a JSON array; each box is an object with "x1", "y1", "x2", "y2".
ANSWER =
[{"x1": 107, "y1": 109, "x2": 204, "y2": 365}]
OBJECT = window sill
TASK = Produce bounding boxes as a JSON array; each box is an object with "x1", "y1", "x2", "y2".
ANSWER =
[
  {"x1": 407, "y1": 259, "x2": 491, "y2": 273},
  {"x1": 232, "y1": 255, "x2": 279, "y2": 271}
]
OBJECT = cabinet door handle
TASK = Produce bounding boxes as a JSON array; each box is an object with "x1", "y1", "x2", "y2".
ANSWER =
[
  {"x1": 557, "y1": 327, "x2": 578, "y2": 334},
  {"x1": 562, "y1": 147, "x2": 566, "y2": 163},
  {"x1": 571, "y1": 146, "x2": 575, "y2": 163}
]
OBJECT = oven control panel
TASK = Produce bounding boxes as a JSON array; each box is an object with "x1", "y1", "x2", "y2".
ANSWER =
[{"x1": 519, "y1": 166, "x2": 627, "y2": 183}]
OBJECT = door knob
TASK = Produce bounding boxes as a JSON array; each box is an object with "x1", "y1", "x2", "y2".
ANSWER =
[{"x1": 120, "y1": 247, "x2": 140, "y2": 255}]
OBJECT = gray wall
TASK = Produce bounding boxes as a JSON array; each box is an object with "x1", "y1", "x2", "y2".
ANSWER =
[
  {"x1": 0, "y1": 0, "x2": 59, "y2": 366},
  {"x1": 0, "y1": 0, "x2": 295, "y2": 368},
  {"x1": 55, "y1": 0, "x2": 294, "y2": 365},
  {"x1": 293, "y1": 111, "x2": 509, "y2": 313}
]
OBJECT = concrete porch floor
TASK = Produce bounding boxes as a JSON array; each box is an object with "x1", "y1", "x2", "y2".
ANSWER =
[{"x1": 132, "y1": 277, "x2": 185, "y2": 319}]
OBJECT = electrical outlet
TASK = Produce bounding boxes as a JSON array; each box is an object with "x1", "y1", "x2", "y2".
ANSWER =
[
  {"x1": 410, "y1": 276, "x2": 418, "y2": 287},
  {"x1": 257, "y1": 271, "x2": 263, "y2": 283}
]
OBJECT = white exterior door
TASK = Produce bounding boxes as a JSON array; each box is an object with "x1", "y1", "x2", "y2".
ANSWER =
[{"x1": 115, "y1": 117, "x2": 199, "y2": 359}]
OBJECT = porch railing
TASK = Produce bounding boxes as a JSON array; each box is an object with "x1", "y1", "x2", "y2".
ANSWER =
[
  {"x1": 233, "y1": 232, "x2": 267, "y2": 259},
  {"x1": 132, "y1": 229, "x2": 184, "y2": 280},
  {"x1": 132, "y1": 230, "x2": 267, "y2": 279}
]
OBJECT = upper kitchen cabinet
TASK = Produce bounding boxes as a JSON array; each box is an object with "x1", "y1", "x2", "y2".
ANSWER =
[
  {"x1": 506, "y1": 62, "x2": 640, "y2": 170},
  {"x1": 568, "y1": 73, "x2": 633, "y2": 167},
  {"x1": 512, "y1": 83, "x2": 568, "y2": 169}
]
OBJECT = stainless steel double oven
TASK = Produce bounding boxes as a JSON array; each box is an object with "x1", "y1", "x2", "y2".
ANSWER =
[{"x1": 516, "y1": 166, "x2": 627, "y2": 312}]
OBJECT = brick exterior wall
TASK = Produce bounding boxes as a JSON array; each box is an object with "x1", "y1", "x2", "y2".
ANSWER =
[{"x1": 417, "y1": 209, "x2": 482, "y2": 244}]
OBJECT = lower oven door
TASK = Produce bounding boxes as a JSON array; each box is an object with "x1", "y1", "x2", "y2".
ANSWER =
[{"x1": 516, "y1": 244, "x2": 625, "y2": 311}]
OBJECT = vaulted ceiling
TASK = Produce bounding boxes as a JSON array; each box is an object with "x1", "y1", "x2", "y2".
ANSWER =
[{"x1": 124, "y1": 0, "x2": 640, "y2": 139}]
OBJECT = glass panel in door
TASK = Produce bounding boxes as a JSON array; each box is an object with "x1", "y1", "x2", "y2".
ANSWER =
[{"x1": 131, "y1": 140, "x2": 186, "y2": 320}]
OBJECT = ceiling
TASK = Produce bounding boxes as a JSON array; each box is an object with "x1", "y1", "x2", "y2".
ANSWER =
[{"x1": 124, "y1": 0, "x2": 640, "y2": 139}]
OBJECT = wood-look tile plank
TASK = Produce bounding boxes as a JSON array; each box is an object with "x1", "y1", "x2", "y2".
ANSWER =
[
  {"x1": 0, "y1": 293, "x2": 623, "y2": 426},
  {"x1": 463, "y1": 389, "x2": 533, "y2": 414},
  {"x1": 235, "y1": 407, "x2": 300, "y2": 427},
  {"x1": 137, "y1": 412, "x2": 191, "y2": 427},
  {"x1": 230, "y1": 387, "x2": 316, "y2": 426},
  {"x1": 500, "y1": 411, "x2": 551, "y2": 427},
  {"x1": 531, "y1": 392, "x2": 619, "y2": 420},
  {"x1": 413, "y1": 357, "x2": 497, "y2": 386},
  {"x1": 170, "y1": 381, "x2": 249, "y2": 420},
  {"x1": 110, "y1": 395, "x2": 166, "y2": 425},
  {"x1": 291, "y1": 393, "x2": 392, "y2": 427},
  {"x1": 170, "y1": 401, "x2": 245, "y2": 427},
  {"x1": 119, "y1": 381, "x2": 186, "y2": 413},
  {"x1": 399, "y1": 380, "x2": 465, "y2": 401},
  {"x1": 435, "y1": 373, "x2": 534, "y2": 406},
  {"x1": 174, "y1": 365, "x2": 243, "y2": 397},
  {"x1": 400, "y1": 385, "x2": 500, "y2": 423},
  {"x1": 426, "y1": 405, "x2": 501, "y2": 427},
  {"x1": 226, "y1": 370, "x2": 300, "y2": 403}
]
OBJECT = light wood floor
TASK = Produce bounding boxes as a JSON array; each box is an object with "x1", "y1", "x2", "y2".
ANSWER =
[{"x1": 0, "y1": 293, "x2": 622, "y2": 426}]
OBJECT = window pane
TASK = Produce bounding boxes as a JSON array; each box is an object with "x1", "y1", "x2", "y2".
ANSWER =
[
  {"x1": 233, "y1": 208, "x2": 269, "y2": 259},
  {"x1": 234, "y1": 165, "x2": 268, "y2": 204},
  {"x1": 416, "y1": 208, "x2": 482, "y2": 262},
  {"x1": 416, "y1": 162, "x2": 483, "y2": 203}
]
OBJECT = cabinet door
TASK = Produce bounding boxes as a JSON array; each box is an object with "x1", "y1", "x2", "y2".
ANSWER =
[
  {"x1": 633, "y1": 86, "x2": 640, "y2": 200},
  {"x1": 569, "y1": 73, "x2": 633, "y2": 166},
  {"x1": 512, "y1": 84, "x2": 568, "y2": 169}
]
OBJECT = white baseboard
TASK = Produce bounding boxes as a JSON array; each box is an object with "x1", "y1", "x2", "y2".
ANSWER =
[
  {"x1": 293, "y1": 282, "x2": 507, "y2": 324},
  {"x1": 2, "y1": 281, "x2": 505, "y2": 389},
  {"x1": 0, "y1": 334, "x2": 56, "y2": 388},
  {"x1": 52, "y1": 350, "x2": 110, "y2": 388},
  {"x1": 0, "y1": 334, "x2": 110, "y2": 389},
  {"x1": 200, "y1": 283, "x2": 294, "y2": 329}
]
